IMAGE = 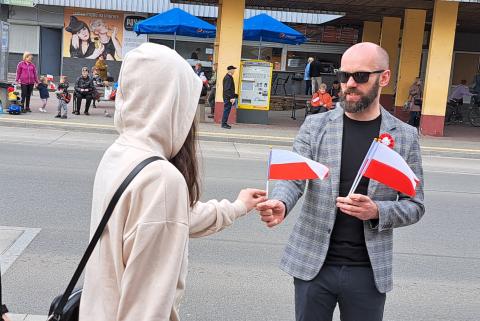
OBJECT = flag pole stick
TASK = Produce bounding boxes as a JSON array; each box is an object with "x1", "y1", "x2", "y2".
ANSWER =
[
  {"x1": 266, "y1": 147, "x2": 273, "y2": 198},
  {"x1": 348, "y1": 139, "x2": 378, "y2": 196}
]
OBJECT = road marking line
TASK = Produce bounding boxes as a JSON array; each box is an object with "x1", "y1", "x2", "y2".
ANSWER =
[
  {"x1": 9, "y1": 313, "x2": 47, "y2": 321},
  {"x1": 0, "y1": 226, "x2": 41, "y2": 275},
  {"x1": 421, "y1": 146, "x2": 480, "y2": 153},
  {"x1": 2, "y1": 118, "x2": 480, "y2": 153},
  {"x1": 425, "y1": 170, "x2": 480, "y2": 176}
]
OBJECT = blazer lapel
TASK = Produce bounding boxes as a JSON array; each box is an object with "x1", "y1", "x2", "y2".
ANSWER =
[
  {"x1": 368, "y1": 107, "x2": 398, "y2": 197},
  {"x1": 324, "y1": 108, "x2": 344, "y2": 199}
]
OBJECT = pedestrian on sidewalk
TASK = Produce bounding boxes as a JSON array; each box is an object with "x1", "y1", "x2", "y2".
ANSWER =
[
  {"x1": 221, "y1": 65, "x2": 237, "y2": 129},
  {"x1": 304, "y1": 57, "x2": 313, "y2": 95},
  {"x1": 257, "y1": 42, "x2": 425, "y2": 321},
  {"x1": 329, "y1": 80, "x2": 341, "y2": 103},
  {"x1": 309, "y1": 57, "x2": 322, "y2": 93},
  {"x1": 55, "y1": 76, "x2": 70, "y2": 119},
  {"x1": 310, "y1": 83, "x2": 333, "y2": 114},
  {"x1": 74, "y1": 67, "x2": 95, "y2": 115},
  {"x1": 207, "y1": 63, "x2": 217, "y2": 118},
  {"x1": 407, "y1": 77, "x2": 423, "y2": 128},
  {"x1": 15, "y1": 51, "x2": 39, "y2": 113},
  {"x1": 37, "y1": 76, "x2": 50, "y2": 113},
  {"x1": 80, "y1": 43, "x2": 266, "y2": 321}
]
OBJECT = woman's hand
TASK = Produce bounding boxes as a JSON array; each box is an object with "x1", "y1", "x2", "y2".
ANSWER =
[
  {"x1": 236, "y1": 189, "x2": 267, "y2": 212},
  {"x1": 89, "y1": 43, "x2": 105, "y2": 59},
  {"x1": 112, "y1": 27, "x2": 118, "y2": 39},
  {"x1": 71, "y1": 34, "x2": 79, "y2": 49}
]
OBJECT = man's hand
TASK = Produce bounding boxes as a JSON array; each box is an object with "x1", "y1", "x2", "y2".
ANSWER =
[
  {"x1": 336, "y1": 194, "x2": 379, "y2": 220},
  {"x1": 256, "y1": 200, "x2": 286, "y2": 228},
  {"x1": 236, "y1": 189, "x2": 267, "y2": 212},
  {"x1": 230, "y1": 98, "x2": 235, "y2": 104}
]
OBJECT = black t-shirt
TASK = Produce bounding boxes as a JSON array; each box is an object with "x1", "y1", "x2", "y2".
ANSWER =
[{"x1": 325, "y1": 113, "x2": 381, "y2": 266}]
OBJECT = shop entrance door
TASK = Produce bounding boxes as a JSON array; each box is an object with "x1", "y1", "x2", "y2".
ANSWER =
[{"x1": 40, "y1": 27, "x2": 62, "y2": 76}]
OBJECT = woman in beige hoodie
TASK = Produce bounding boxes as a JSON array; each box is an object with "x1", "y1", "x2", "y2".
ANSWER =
[{"x1": 79, "y1": 43, "x2": 266, "y2": 321}]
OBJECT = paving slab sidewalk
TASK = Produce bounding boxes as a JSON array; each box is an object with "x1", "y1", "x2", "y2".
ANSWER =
[{"x1": 1, "y1": 93, "x2": 480, "y2": 157}]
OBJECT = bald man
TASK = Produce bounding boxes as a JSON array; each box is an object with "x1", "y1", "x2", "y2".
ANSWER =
[{"x1": 257, "y1": 42, "x2": 425, "y2": 321}]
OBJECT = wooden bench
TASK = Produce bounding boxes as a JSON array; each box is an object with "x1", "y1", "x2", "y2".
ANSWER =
[{"x1": 291, "y1": 93, "x2": 312, "y2": 120}]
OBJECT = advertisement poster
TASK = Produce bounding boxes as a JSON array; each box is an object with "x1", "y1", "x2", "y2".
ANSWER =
[
  {"x1": 238, "y1": 61, "x2": 273, "y2": 111},
  {"x1": 123, "y1": 14, "x2": 147, "y2": 56},
  {"x1": 63, "y1": 8, "x2": 124, "y2": 61}
]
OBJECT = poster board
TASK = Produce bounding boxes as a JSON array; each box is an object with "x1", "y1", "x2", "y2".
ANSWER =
[
  {"x1": 63, "y1": 8, "x2": 124, "y2": 61},
  {"x1": 238, "y1": 60, "x2": 273, "y2": 111}
]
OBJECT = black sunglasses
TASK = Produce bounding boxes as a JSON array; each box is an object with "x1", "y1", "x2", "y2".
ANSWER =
[{"x1": 336, "y1": 70, "x2": 385, "y2": 84}]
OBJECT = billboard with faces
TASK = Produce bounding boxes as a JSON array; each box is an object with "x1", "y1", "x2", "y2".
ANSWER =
[{"x1": 63, "y1": 8, "x2": 124, "y2": 61}]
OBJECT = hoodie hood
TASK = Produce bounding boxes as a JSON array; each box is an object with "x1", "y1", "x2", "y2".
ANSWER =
[{"x1": 114, "y1": 42, "x2": 202, "y2": 159}]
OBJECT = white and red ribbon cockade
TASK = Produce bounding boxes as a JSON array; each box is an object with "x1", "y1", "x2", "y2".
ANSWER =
[{"x1": 379, "y1": 132, "x2": 395, "y2": 149}]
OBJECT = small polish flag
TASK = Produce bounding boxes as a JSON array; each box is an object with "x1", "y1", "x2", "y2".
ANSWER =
[
  {"x1": 268, "y1": 149, "x2": 329, "y2": 180},
  {"x1": 362, "y1": 141, "x2": 420, "y2": 197}
]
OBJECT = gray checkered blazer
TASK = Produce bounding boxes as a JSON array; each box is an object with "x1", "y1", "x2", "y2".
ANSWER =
[{"x1": 271, "y1": 107, "x2": 425, "y2": 293}]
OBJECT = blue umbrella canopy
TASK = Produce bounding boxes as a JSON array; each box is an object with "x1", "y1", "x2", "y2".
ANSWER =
[
  {"x1": 243, "y1": 14, "x2": 307, "y2": 45},
  {"x1": 134, "y1": 8, "x2": 216, "y2": 38}
]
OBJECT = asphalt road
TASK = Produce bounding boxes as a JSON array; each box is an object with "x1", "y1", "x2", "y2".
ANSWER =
[{"x1": 0, "y1": 127, "x2": 479, "y2": 321}]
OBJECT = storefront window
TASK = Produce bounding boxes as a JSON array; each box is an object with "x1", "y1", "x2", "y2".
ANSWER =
[
  {"x1": 286, "y1": 51, "x2": 341, "y2": 73},
  {"x1": 241, "y1": 45, "x2": 282, "y2": 65},
  {"x1": 149, "y1": 38, "x2": 214, "y2": 66}
]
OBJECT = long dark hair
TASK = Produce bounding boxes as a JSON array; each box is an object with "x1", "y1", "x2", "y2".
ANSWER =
[{"x1": 171, "y1": 121, "x2": 200, "y2": 207}]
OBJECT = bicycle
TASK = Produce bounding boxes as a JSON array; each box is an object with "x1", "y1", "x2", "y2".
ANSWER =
[
  {"x1": 445, "y1": 98, "x2": 464, "y2": 125},
  {"x1": 468, "y1": 95, "x2": 480, "y2": 127}
]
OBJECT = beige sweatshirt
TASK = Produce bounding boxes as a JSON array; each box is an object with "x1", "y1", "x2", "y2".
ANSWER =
[{"x1": 79, "y1": 43, "x2": 247, "y2": 321}]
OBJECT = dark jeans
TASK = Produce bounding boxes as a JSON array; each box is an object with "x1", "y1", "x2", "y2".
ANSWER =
[
  {"x1": 294, "y1": 265, "x2": 386, "y2": 321},
  {"x1": 222, "y1": 98, "x2": 233, "y2": 125},
  {"x1": 305, "y1": 80, "x2": 312, "y2": 95},
  {"x1": 75, "y1": 93, "x2": 92, "y2": 113},
  {"x1": 310, "y1": 106, "x2": 328, "y2": 114},
  {"x1": 21, "y1": 84, "x2": 34, "y2": 109},
  {"x1": 408, "y1": 111, "x2": 421, "y2": 127},
  {"x1": 208, "y1": 87, "x2": 216, "y2": 113}
]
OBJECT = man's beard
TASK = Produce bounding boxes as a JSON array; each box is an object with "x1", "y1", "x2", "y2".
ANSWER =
[{"x1": 339, "y1": 79, "x2": 380, "y2": 113}]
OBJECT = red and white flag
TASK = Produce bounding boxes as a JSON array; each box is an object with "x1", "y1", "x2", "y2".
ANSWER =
[
  {"x1": 268, "y1": 149, "x2": 329, "y2": 180},
  {"x1": 362, "y1": 141, "x2": 420, "y2": 197}
]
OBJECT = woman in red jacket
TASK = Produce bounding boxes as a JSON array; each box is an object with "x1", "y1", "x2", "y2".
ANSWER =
[
  {"x1": 310, "y1": 83, "x2": 333, "y2": 114},
  {"x1": 15, "y1": 52, "x2": 39, "y2": 113}
]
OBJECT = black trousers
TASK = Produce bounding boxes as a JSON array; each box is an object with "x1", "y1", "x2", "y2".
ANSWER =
[
  {"x1": 21, "y1": 84, "x2": 34, "y2": 109},
  {"x1": 408, "y1": 111, "x2": 421, "y2": 128},
  {"x1": 305, "y1": 80, "x2": 312, "y2": 95},
  {"x1": 207, "y1": 87, "x2": 216, "y2": 112},
  {"x1": 310, "y1": 106, "x2": 328, "y2": 114},
  {"x1": 75, "y1": 94, "x2": 92, "y2": 113},
  {"x1": 294, "y1": 265, "x2": 386, "y2": 321},
  {"x1": 222, "y1": 98, "x2": 233, "y2": 125}
]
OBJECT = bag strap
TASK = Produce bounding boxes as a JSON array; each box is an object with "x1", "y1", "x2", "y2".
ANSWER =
[{"x1": 51, "y1": 156, "x2": 164, "y2": 320}]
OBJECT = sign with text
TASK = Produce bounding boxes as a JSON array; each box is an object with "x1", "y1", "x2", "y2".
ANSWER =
[
  {"x1": 0, "y1": 0, "x2": 36, "y2": 7},
  {"x1": 238, "y1": 60, "x2": 273, "y2": 111},
  {"x1": 123, "y1": 15, "x2": 147, "y2": 56}
]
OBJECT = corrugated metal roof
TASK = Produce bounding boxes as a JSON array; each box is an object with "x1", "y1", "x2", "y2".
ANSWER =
[{"x1": 35, "y1": 0, "x2": 343, "y2": 24}]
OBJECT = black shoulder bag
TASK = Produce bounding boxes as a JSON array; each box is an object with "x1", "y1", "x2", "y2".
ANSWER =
[{"x1": 47, "y1": 156, "x2": 163, "y2": 321}]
